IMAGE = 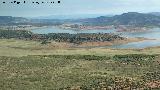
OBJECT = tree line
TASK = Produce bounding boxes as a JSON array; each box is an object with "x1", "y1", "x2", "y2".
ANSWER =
[{"x1": 0, "y1": 30, "x2": 125, "y2": 44}]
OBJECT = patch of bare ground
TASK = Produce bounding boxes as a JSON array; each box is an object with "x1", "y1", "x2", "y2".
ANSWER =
[
  {"x1": 78, "y1": 41, "x2": 113, "y2": 47},
  {"x1": 33, "y1": 42, "x2": 72, "y2": 50},
  {"x1": 112, "y1": 37, "x2": 153, "y2": 44},
  {"x1": 76, "y1": 37, "x2": 150, "y2": 47},
  {"x1": 146, "y1": 81, "x2": 160, "y2": 89}
]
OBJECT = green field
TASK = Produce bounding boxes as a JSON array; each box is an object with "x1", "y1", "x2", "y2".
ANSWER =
[{"x1": 0, "y1": 39, "x2": 160, "y2": 89}]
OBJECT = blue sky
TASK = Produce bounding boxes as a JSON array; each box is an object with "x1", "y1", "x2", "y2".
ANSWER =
[{"x1": 0, "y1": 0, "x2": 160, "y2": 17}]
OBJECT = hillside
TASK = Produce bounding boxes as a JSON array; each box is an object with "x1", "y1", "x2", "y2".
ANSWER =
[
  {"x1": 0, "y1": 16, "x2": 62, "y2": 26},
  {"x1": 149, "y1": 12, "x2": 160, "y2": 16},
  {"x1": 81, "y1": 12, "x2": 160, "y2": 26},
  {"x1": 0, "y1": 39, "x2": 160, "y2": 89},
  {"x1": 0, "y1": 16, "x2": 29, "y2": 25},
  {"x1": 2, "y1": 12, "x2": 160, "y2": 27}
]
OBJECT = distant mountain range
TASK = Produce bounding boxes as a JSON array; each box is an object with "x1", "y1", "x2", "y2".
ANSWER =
[
  {"x1": 149, "y1": 12, "x2": 160, "y2": 16},
  {"x1": 1, "y1": 12, "x2": 160, "y2": 26},
  {"x1": 0, "y1": 16, "x2": 29, "y2": 25},
  {"x1": 0, "y1": 16, "x2": 62, "y2": 25},
  {"x1": 31, "y1": 14, "x2": 113, "y2": 19},
  {"x1": 80, "y1": 12, "x2": 160, "y2": 26}
]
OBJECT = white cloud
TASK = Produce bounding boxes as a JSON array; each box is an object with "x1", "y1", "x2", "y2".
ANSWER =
[{"x1": 1, "y1": 0, "x2": 160, "y2": 16}]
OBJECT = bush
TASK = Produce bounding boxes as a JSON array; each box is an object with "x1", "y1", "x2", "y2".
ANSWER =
[{"x1": 113, "y1": 54, "x2": 157, "y2": 62}]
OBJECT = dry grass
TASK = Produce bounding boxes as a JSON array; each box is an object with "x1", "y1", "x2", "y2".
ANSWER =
[
  {"x1": 1, "y1": 39, "x2": 160, "y2": 57},
  {"x1": 0, "y1": 39, "x2": 160, "y2": 89}
]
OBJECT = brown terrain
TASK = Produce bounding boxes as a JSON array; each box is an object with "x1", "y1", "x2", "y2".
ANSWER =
[{"x1": 77, "y1": 37, "x2": 150, "y2": 47}]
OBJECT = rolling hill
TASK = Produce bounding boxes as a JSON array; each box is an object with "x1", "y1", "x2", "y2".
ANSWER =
[
  {"x1": 1, "y1": 12, "x2": 160, "y2": 27},
  {"x1": 81, "y1": 12, "x2": 160, "y2": 26}
]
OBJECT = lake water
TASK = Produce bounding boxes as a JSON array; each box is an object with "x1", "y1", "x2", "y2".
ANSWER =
[
  {"x1": 31, "y1": 26, "x2": 116, "y2": 34},
  {"x1": 31, "y1": 27, "x2": 160, "y2": 49},
  {"x1": 121, "y1": 28, "x2": 160, "y2": 39},
  {"x1": 108, "y1": 40, "x2": 160, "y2": 49}
]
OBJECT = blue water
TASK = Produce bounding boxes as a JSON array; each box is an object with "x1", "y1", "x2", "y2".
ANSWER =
[
  {"x1": 31, "y1": 27, "x2": 160, "y2": 49},
  {"x1": 121, "y1": 28, "x2": 160, "y2": 39},
  {"x1": 109, "y1": 40, "x2": 160, "y2": 49},
  {"x1": 31, "y1": 27, "x2": 116, "y2": 34},
  {"x1": 111, "y1": 28, "x2": 160, "y2": 49}
]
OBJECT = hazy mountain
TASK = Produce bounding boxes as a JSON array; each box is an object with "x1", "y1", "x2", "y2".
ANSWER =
[
  {"x1": 0, "y1": 16, "x2": 63, "y2": 26},
  {"x1": 32, "y1": 14, "x2": 113, "y2": 19},
  {"x1": 0, "y1": 16, "x2": 29, "y2": 25},
  {"x1": 81, "y1": 12, "x2": 160, "y2": 26},
  {"x1": 1, "y1": 12, "x2": 160, "y2": 27},
  {"x1": 149, "y1": 12, "x2": 160, "y2": 16}
]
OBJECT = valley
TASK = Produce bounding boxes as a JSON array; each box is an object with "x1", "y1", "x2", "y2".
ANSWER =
[{"x1": 0, "y1": 12, "x2": 160, "y2": 89}]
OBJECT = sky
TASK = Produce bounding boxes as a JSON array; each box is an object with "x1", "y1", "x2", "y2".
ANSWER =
[{"x1": 0, "y1": 0, "x2": 160, "y2": 17}]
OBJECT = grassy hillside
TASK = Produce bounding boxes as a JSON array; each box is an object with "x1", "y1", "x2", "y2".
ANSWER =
[
  {"x1": 0, "y1": 54, "x2": 159, "y2": 89},
  {"x1": 0, "y1": 39, "x2": 160, "y2": 89},
  {"x1": 1, "y1": 39, "x2": 160, "y2": 57}
]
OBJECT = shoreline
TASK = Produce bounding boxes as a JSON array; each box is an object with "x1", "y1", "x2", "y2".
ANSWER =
[
  {"x1": 71, "y1": 37, "x2": 152, "y2": 48},
  {"x1": 1, "y1": 38, "x2": 160, "y2": 57}
]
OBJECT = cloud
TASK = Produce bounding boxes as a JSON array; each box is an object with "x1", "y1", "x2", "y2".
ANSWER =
[{"x1": 0, "y1": 0, "x2": 160, "y2": 16}]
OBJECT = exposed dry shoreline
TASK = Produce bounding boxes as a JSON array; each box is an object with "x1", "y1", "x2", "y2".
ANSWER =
[
  {"x1": 26, "y1": 37, "x2": 150, "y2": 49},
  {"x1": 74, "y1": 37, "x2": 151, "y2": 47}
]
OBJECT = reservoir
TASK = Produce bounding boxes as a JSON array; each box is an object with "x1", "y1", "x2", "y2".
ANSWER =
[{"x1": 31, "y1": 27, "x2": 160, "y2": 49}]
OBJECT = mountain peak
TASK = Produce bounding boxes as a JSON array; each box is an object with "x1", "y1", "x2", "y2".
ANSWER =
[{"x1": 82, "y1": 12, "x2": 160, "y2": 26}]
